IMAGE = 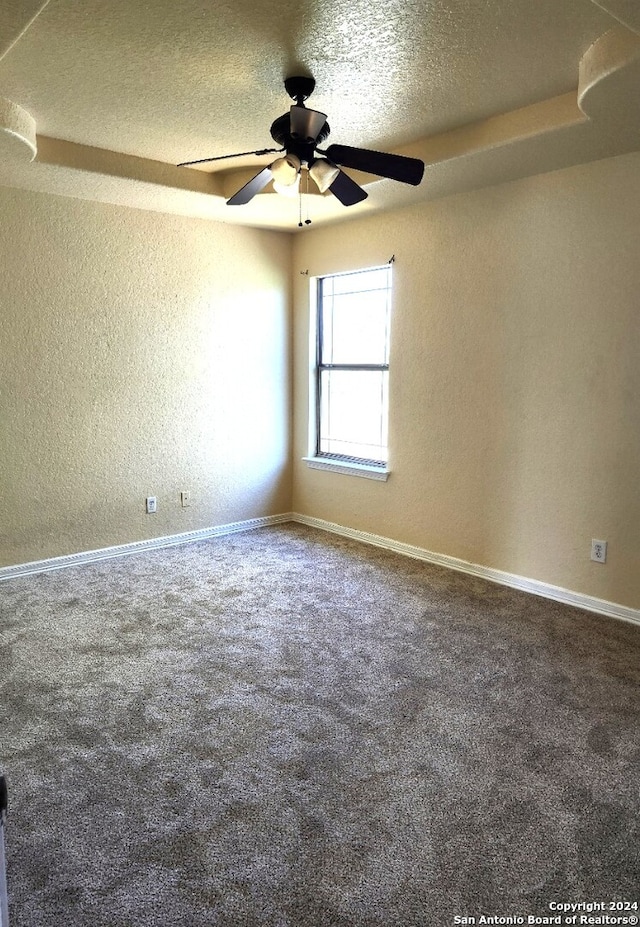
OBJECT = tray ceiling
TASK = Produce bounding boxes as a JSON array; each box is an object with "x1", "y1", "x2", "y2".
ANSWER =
[{"x1": 0, "y1": 0, "x2": 639, "y2": 230}]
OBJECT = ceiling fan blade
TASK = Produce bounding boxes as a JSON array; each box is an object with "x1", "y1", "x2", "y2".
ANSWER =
[
  {"x1": 328, "y1": 169, "x2": 368, "y2": 207},
  {"x1": 178, "y1": 147, "x2": 281, "y2": 168},
  {"x1": 289, "y1": 105, "x2": 327, "y2": 143},
  {"x1": 227, "y1": 166, "x2": 274, "y2": 205},
  {"x1": 324, "y1": 144, "x2": 425, "y2": 186}
]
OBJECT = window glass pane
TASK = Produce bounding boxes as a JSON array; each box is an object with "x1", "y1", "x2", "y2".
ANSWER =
[
  {"x1": 321, "y1": 288, "x2": 390, "y2": 365},
  {"x1": 315, "y1": 265, "x2": 392, "y2": 465},
  {"x1": 319, "y1": 369, "x2": 389, "y2": 463}
]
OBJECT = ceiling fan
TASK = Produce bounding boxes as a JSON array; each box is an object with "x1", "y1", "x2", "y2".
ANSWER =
[{"x1": 178, "y1": 75, "x2": 425, "y2": 207}]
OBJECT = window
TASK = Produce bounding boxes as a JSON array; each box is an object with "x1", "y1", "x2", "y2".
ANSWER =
[{"x1": 313, "y1": 265, "x2": 392, "y2": 471}]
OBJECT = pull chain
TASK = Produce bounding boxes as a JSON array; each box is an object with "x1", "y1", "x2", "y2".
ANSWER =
[
  {"x1": 298, "y1": 169, "x2": 312, "y2": 228},
  {"x1": 305, "y1": 170, "x2": 311, "y2": 226}
]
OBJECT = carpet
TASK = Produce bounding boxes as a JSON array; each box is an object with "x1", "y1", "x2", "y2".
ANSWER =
[{"x1": 1, "y1": 523, "x2": 639, "y2": 926}]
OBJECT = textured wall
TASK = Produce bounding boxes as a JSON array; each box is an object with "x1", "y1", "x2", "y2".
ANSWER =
[
  {"x1": 0, "y1": 187, "x2": 292, "y2": 566},
  {"x1": 3, "y1": 154, "x2": 639, "y2": 611},
  {"x1": 292, "y1": 152, "x2": 640, "y2": 610}
]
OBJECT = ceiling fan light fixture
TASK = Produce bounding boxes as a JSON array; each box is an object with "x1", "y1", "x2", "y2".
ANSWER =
[{"x1": 309, "y1": 158, "x2": 340, "y2": 193}]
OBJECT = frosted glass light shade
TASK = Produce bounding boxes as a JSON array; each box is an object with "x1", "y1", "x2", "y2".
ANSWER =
[
  {"x1": 271, "y1": 154, "x2": 301, "y2": 186},
  {"x1": 273, "y1": 174, "x2": 301, "y2": 197},
  {"x1": 309, "y1": 159, "x2": 340, "y2": 193}
]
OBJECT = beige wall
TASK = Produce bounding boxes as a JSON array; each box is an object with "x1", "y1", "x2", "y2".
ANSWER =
[
  {"x1": 0, "y1": 187, "x2": 292, "y2": 566},
  {"x1": 293, "y1": 153, "x2": 640, "y2": 610}
]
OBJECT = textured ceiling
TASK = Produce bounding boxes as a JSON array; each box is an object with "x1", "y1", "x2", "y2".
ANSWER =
[{"x1": 0, "y1": 0, "x2": 639, "y2": 230}]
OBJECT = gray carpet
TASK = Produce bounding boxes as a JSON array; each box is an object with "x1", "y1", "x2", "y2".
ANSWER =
[{"x1": 1, "y1": 523, "x2": 639, "y2": 926}]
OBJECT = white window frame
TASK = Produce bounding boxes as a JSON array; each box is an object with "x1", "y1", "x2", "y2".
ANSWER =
[{"x1": 303, "y1": 265, "x2": 392, "y2": 481}]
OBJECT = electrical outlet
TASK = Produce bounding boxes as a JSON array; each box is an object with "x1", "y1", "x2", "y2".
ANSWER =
[
  {"x1": 591, "y1": 539, "x2": 607, "y2": 563},
  {"x1": 180, "y1": 491, "x2": 190, "y2": 508},
  {"x1": 146, "y1": 496, "x2": 157, "y2": 514}
]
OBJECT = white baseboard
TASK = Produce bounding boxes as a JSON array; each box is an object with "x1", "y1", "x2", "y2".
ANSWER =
[
  {"x1": 0, "y1": 514, "x2": 293, "y2": 582},
  {"x1": 291, "y1": 513, "x2": 640, "y2": 628},
  {"x1": 2, "y1": 511, "x2": 638, "y2": 629}
]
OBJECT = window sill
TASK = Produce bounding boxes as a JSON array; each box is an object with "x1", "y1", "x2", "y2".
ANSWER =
[{"x1": 302, "y1": 456, "x2": 390, "y2": 481}]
